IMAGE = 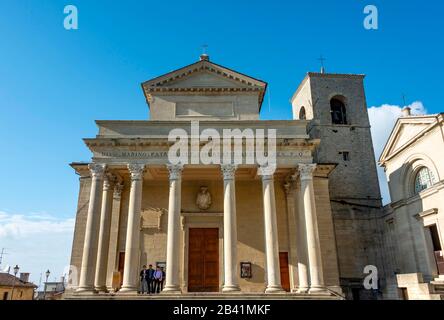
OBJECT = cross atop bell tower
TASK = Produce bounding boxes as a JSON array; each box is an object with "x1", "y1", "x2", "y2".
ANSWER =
[{"x1": 318, "y1": 55, "x2": 326, "y2": 74}]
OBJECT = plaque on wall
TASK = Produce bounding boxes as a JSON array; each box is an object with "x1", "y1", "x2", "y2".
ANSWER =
[
  {"x1": 240, "y1": 262, "x2": 252, "y2": 279},
  {"x1": 140, "y1": 207, "x2": 166, "y2": 230}
]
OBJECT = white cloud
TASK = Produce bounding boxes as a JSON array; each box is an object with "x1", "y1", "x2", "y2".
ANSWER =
[
  {"x1": 0, "y1": 211, "x2": 75, "y2": 289},
  {"x1": 368, "y1": 101, "x2": 427, "y2": 204},
  {"x1": 0, "y1": 211, "x2": 74, "y2": 238}
]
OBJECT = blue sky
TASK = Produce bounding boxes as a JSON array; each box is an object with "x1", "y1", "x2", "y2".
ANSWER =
[{"x1": 0, "y1": 0, "x2": 443, "y2": 286}]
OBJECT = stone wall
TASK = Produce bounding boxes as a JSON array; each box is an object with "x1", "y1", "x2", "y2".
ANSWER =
[
  {"x1": 0, "y1": 287, "x2": 35, "y2": 300},
  {"x1": 68, "y1": 174, "x2": 91, "y2": 289}
]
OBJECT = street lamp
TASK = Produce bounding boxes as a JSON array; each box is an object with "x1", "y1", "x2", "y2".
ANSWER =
[
  {"x1": 11, "y1": 265, "x2": 19, "y2": 300},
  {"x1": 43, "y1": 270, "x2": 50, "y2": 300}
]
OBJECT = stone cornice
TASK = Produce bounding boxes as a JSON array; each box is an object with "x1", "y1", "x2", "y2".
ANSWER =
[
  {"x1": 95, "y1": 119, "x2": 310, "y2": 128},
  {"x1": 307, "y1": 72, "x2": 365, "y2": 79},
  {"x1": 390, "y1": 180, "x2": 444, "y2": 209},
  {"x1": 143, "y1": 87, "x2": 263, "y2": 93},
  {"x1": 70, "y1": 162, "x2": 91, "y2": 177},
  {"x1": 142, "y1": 61, "x2": 266, "y2": 88},
  {"x1": 291, "y1": 73, "x2": 365, "y2": 103},
  {"x1": 414, "y1": 208, "x2": 438, "y2": 220},
  {"x1": 83, "y1": 137, "x2": 319, "y2": 149}
]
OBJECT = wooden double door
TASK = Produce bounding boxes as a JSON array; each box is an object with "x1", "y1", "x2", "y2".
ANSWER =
[{"x1": 188, "y1": 228, "x2": 219, "y2": 292}]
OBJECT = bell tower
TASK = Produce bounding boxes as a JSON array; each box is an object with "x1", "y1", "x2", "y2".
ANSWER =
[
  {"x1": 291, "y1": 72, "x2": 385, "y2": 299},
  {"x1": 292, "y1": 72, "x2": 381, "y2": 204}
]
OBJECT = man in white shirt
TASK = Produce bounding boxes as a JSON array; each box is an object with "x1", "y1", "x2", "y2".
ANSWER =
[{"x1": 153, "y1": 266, "x2": 163, "y2": 293}]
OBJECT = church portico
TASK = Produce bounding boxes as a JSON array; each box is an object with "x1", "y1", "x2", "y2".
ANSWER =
[{"x1": 69, "y1": 161, "x2": 339, "y2": 297}]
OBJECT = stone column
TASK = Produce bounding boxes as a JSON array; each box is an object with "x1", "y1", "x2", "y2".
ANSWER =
[
  {"x1": 283, "y1": 179, "x2": 299, "y2": 292},
  {"x1": 299, "y1": 164, "x2": 324, "y2": 293},
  {"x1": 221, "y1": 164, "x2": 240, "y2": 292},
  {"x1": 261, "y1": 172, "x2": 284, "y2": 293},
  {"x1": 94, "y1": 174, "x2": 115, "y2": 292},
  {"x1": 162, "y1": 164, "x2": 183, "y2": 294},
  {"x1": 106, "y1": 180, "x2": 124, "y2": 291},
  {"x1": 119, "y1": 164, "x2": 145, "y2": 294},
  {"x1": 293, "y1": 172, "x2": 309, "y2": 293},
  {"x1": 76, "y1": 163, "x2": 106, "y2": 294}
]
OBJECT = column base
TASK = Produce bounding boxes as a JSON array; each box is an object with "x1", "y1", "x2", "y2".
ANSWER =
[
  {"x1": 117, "y1": 286, "x2": 138, "y2": 295},
  {"x1": 94, "y1": 286, "x2": 108, "y2": 294},
  {"x1": 265, "y1": 286, "x2": 285, "y2": 294},
  {"x1": 75, "y1": 286, "x2": 97, "y2": 295},
  {"x1": 296, "y1": 287, "x2": 309, "y2": 294},
  {"x1": 161, "y1": 285, "x2": 182, "y2": 295},
  {"x1": 308, "y1": 286, "x2": 327, "y2": 294},
  {"x1": 106, "y1": 286, "x2": 117, "y2": 293},
  {"x1": 222, "y1": 285, "x2": 241, "y2": 293}
]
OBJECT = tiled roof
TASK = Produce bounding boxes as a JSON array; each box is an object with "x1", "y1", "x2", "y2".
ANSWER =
[{"x1": 0, "y1": 273, "x2": 37, "y2": 288}]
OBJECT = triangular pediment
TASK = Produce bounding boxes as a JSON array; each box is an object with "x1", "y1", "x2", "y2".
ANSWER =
[
  {"x1": 379, "y1": 116, "x2": 437, "y2": 163},
  {"x1": 163, "y1": 70, "x2": 246, "y2": 88},
  {"x1": 141, "y1": 58, "x2": 267, "y2": 109},
  {"x1": 142, "y1": 59, "x2": 266, "y2": 89},
  {"x1": 391, "y1": 123, "x2": 430, "y2": 151}
]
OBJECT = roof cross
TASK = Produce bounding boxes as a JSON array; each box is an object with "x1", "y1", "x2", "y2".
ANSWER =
[
  {"x1": 201, "y1": 44, "x2": 208, "y2": 55},
  {"x1": 318, "y1": 55, "x2": 327, "y2": 73}
]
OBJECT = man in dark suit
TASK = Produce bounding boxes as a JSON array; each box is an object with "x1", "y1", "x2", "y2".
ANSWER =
[
  {"x1": 147, "y1": 264, "x2": 155, "y2": 294},
  {"x1": 139, "y1": 265, "x2": 149, "y2": 294},
  {"x1": 160, "y1": 267, "x2": 166, "y2": 292}
]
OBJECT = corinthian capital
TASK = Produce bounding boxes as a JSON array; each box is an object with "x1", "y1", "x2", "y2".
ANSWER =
[
  {"x1": 298, "y1": 164, "x2": 317, "y2": 181},
  {"x1": 128, "y1": 164, "x2": 145, "y2": 181},
  {"x1": 220, "y1": 164, "x2": 237, "y2": 180},
  {"x1": 283, "y1": 177, "x2": 294, "y2": 195},
  {"x1": 113, "y1": 182, "x2": 124, "y2": 199},
  {"x1": 103, "y1": 173, "x2": 117, "y2": 191},
  {"x1": 88, "y1": 163, "x2": 106, "y2": 179},
  {"x1": 167, "y1": 164, "x2": 184, "y2": 181}
]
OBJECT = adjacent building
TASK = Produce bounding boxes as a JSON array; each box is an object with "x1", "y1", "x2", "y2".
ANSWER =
[
  {"x1": 0, "y1": 273, "x2": 37, "y2": 300},
  {"x1": 379, "y1": 110, "x2": 444, "y2": 299}
]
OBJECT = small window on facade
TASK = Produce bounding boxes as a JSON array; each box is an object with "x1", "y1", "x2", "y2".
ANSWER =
[
  {"x1": 342, "y1": 152, "x2": 350, "y2": 161},
  {"x1": 3, "y1": 292, "x2": 8, "y2": 300},
  {"x1": 414, "y1": 167, "x2": 436, "y2": 194},
  {"x1": 299, "y1": 107, "x2": 306, "y2": 120},
  {"x1": 330, "y1": 98, "x2": 347, "y2": 125}
]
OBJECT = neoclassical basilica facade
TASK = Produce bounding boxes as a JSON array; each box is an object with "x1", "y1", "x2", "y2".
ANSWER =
[{"x1": 66, "y1": 55, "x2": 392, "y2": 299}]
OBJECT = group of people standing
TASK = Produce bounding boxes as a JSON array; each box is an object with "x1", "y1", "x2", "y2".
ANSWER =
[{"x1": 139, "y1": 265, "x2": 165, "y2": 294}]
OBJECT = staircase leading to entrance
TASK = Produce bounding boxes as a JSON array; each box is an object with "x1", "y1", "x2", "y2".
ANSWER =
[{"x1": 63, "y1": 291, "x2": 342, "y2": 300}]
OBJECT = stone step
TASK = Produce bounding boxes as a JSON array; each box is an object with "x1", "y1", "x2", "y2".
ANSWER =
[
  {"x1": 63, "y1": 292, "x2": 342, "y2": 300},
  {"x1": 431, "y1": 282, "x2": 444, "y2": 294}
]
